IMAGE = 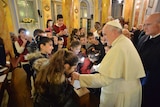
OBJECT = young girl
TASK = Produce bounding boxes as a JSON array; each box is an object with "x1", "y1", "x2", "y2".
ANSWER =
[
  {"x1": 34, "y1": 50, "x2": 79, "y2": 107},
  {"x1": 45, "y1": 19, "x2": 54, "y2": 33}
]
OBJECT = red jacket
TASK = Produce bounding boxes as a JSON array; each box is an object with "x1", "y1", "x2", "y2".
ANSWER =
[
  {"x1": 53, "y1": 24, "x2": 68, "y2": 47},
  {"x1": 80, "y1": 58, "x2": 92, "y2": 74},
  {"x1": 17, "y1": 38, "x2": 28, "y2": 62}
]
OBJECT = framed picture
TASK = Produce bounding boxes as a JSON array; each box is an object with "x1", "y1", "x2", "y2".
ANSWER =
[{"x1": 148, "y1": 0, "x2": 155, "y2": 8}]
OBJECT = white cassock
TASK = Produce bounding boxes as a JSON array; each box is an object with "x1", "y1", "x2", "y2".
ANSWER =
[{"x1": 79, "y1": 35, "x2": 145, "y2": 107}]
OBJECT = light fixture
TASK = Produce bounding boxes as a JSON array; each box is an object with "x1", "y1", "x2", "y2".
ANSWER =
[{"x1": 136, "y1": 5, "x2": 139, "y2": 9}]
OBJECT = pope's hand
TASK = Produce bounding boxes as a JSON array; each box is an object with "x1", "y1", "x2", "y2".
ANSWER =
[{"x1": 71, "y1": 72, "x2": 80, "y2": 80}]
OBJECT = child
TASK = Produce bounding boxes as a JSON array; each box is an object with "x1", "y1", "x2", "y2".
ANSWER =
[
  {"x1": 27, "y1": 36, "x2": 53, "y2": 78},
  {"x1": 53, "y1": 14, "x2": 68, "y2": 47},
  {"x1": 34, "y1": 50, "x2": 79, "y2": 107}
]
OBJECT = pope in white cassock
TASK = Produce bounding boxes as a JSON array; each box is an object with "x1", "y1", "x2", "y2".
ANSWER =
[{"x1": 71, "y1": 19, "x2": 145, "y2": 107}]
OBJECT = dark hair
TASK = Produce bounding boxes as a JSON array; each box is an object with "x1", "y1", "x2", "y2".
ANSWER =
[
  {"x1": 18, "y1": 28, "x2": 26, "y2": 34},
  {"x1": 70, "y1": 40, "x2": 81, "y2": 48},
  {"x1": 87, "y1": 46, "x2": 100, "y2": 63},
  {"x1": 79, "y1": 34, "x2": 85, "y2": 39},
  {"x1": 57, "y1": 14, "x2": 63, "y2": 20},
  {"x1": 70, "y1": 29, "x2": 79, "y2": 41},
  {"x1": 104, "y1": 43, "x2": 108, "y2": 47},
  {"x1": 58, "y1": 36, "x2": 64, "y2": 41},
  {"x1": 33, "y1": 29, "x2": 45, "y2": 37},
  {"x1": 87, "y1": 46, "x2": 99, "y2": 55},
  {"x1": 95, "y1": 22, "x2": 101, "y2": 26},
  {"x1": 79, "y1": 28, "x2": 82, "y2": 30},
  {"x1": 87, "y1": 32, "x2": 94, "y2": 38},
  {"x1": 45, "y1": 30, "x2": 50, "y2": 33},
  {"x1": 71, "y1": 29, "x2": 78, "y2": 35},
  {"x1": 46, "y1": 19, "x2": 53, "y2": 28},
  {"x1": 37, "y1": 36, "x2": 53, "y2": 50}
]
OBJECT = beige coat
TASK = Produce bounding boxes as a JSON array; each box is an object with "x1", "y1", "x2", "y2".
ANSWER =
[{"x1": 79, "y1": 35, "x2": 145, "y2": 107}]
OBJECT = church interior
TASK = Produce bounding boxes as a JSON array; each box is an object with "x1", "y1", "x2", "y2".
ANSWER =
[{"x1": 0, "y1": 0, "x2": 160, "y2": 107}]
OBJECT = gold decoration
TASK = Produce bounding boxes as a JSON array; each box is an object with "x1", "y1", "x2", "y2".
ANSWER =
[
  {"x1": 22, "y1": 18, "x2": 34, "y2": 23},
  {"x1": 44, "y1": 5, "x2": 50, "y2": 11},
  {"x1": 75, "y1": 8, "x2": 78, "y2": 13},
  {"x1": 2, "y1": 0, "x2": 7, "y2": 7}
]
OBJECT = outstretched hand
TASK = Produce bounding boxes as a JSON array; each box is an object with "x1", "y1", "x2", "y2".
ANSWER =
[{"x1": 71, "y1": 72, "x2": 80, "y2": 81}]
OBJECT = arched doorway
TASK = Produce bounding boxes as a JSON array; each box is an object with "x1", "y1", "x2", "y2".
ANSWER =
[{"x1": 80, "y1": 0, "x2": 92, "y2": 34}]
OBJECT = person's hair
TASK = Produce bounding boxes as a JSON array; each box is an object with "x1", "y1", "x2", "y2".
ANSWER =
[
  {"x1": 71, "y1": 28, "x2": 78, "y2": 36},
  {"x1": 70, "y1": 29, "x2": 79, "y2": 41},
  {"x1": 58, "y1": 36, "x2": 64, "y2": 41},
  {"x1": 46, "y1": 19, "x2": 53, "y2": 28},
  {"x1": 33, "y1": 29, "x2": 45, "y2": 37},
  {"x1": 37, "y1": 36, "x2": 52, "y2": 50},
  {"x1": 87, "y1": 46, "x2": 100, "y2": 62},
  {"x1": 18, "y1": 28, "x2": 26, "y2": 34},
  {"x1": 95, "y1": 22, "x2": 101, "y2": 26},
  {"x1": 57, "y1": 14, "x2": 63, "y2": 20},
  {"x1": 70, "y1": 40, "x2": 81, "y2": 48},
  {"x1": 79, "y1": 34, "x2": 85, "y2": 39},
  {"x1": 79, "y1": 28, "x2": 82, "y2": 31},
  {"x1": 87, "y1": 32, "x2": 94, "y2": 38},
  {"x1": 35, "y1": 50, "x2": 78, "y2": 93},
  {"x1": 87, "y1": 46, "x2": 99, "y2": 55},
  {"x1": 45, "y1": 30, "x2": 50, "y2": 33},
  {"x1": 104, "y1": 43, "x2": 108, "y2": 47}
]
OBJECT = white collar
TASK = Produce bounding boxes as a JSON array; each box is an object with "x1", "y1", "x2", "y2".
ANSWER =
[{"x1": 150, "y1": 33, "x2": 160, "y2": 39}]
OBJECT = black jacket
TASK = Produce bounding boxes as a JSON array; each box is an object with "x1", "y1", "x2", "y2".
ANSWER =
[{"x1": 34, "y1": 80, "x2": 78, "y2": 107}]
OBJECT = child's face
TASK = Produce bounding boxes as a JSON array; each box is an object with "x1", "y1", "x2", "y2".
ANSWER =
[
  {"x1": 58, "y1": 40, "x2": 64, "y2": 49},
  {"x1": 71, "y1": 45, "x2": 81, "y2": 55},
  {"x1": 65, "y1": 64, "x2": 77, "y2": 75},
  {"x1": 80, "y1": 37, "x2": 87, "y2": 45},
  {"x1": 47, "y1": 32, "x2": 52, "y2": 38},
  {"x1": 41, "y1": 41, "x2": 53, "y2": 54},
  {"x1": 19, "y1": 30, "x2": 27, "y2": 39},
  {"x1": 48, "y1": 21, "x2": 53, "y2": 27},
  {"x1": 57, "y1": 18, "x2": 64, "y2": 26},
  {"x1": 87, "y1": 36, "x2": 95, "y2": 44}
]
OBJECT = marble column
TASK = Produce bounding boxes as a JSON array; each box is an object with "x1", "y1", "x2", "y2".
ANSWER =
[
  {"x1": 62, "y1": 0, "x2": 80, "y2": 31},
  {"x1": 101, "y1": 0, "x2": 111, "y2": 24},
  {"x1": 62, "y1": 0, "x2": 80, "y2": 48},
  {"x1": 123, "y1": 0, "x2": 135, "y2": 29},
  {"x1": 62, "y1": 0, "x2": 72, "y2": 33},
  {"x1": 0, "y1": 0, "x2": 14, "y2": 58},
  {"x1": 42, "y1": 0, "x2": 52, "y2": 29},
  {"x1": 73, "y1": 0, "x2": 80, "y2": 29},
  {"x1": 93, "y1": 0, "x2": 99, "y2": 23}
]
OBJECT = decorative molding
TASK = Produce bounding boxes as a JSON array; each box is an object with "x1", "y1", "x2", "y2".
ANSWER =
[
  {"x1": 44, "y1": 5, "x2": 50, "y2": 11},
  {"x1": 2, "y1": 0, "x2": 7, "y2": 7}
]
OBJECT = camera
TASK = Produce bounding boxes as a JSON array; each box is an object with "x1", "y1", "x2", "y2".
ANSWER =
[{"x1": 52, "y1": 31, "x2": 57, "y2": 36}]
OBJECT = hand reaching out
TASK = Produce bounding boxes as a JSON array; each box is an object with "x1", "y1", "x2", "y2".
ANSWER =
[{"x1": 71, "y1": 72, "x2": 80, "y2": 80}]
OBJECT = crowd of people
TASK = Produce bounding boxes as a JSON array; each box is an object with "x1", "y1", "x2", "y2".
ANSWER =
[{"x1": 8, "y1": 12, "x2": 160, "y2": 107}]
